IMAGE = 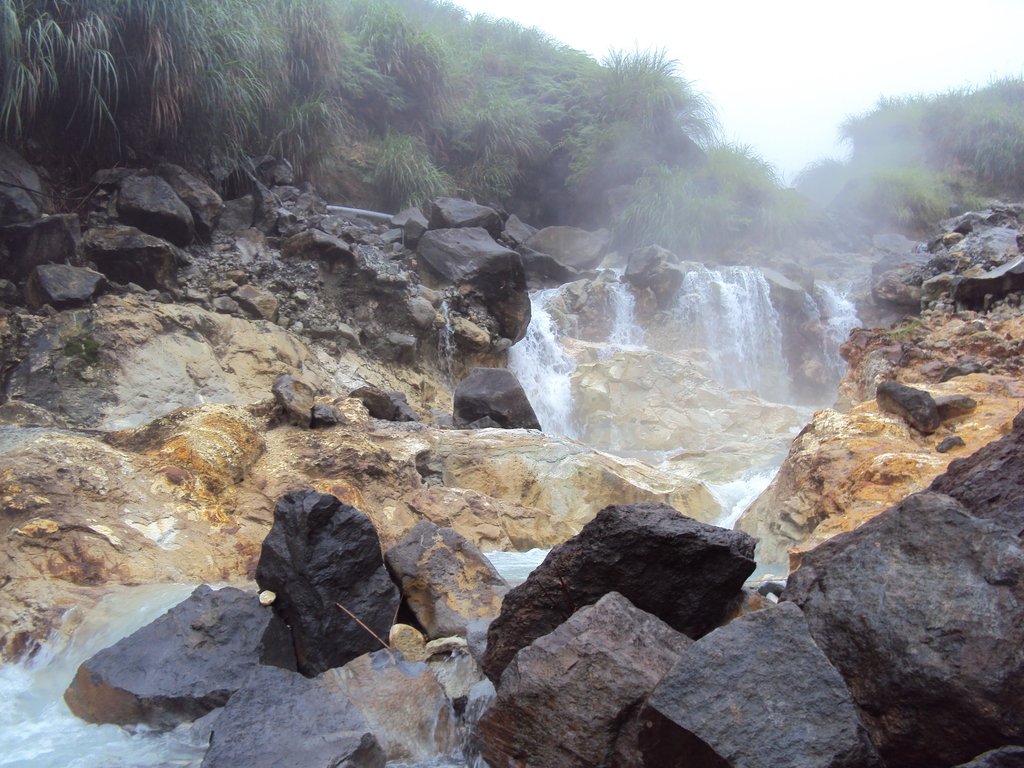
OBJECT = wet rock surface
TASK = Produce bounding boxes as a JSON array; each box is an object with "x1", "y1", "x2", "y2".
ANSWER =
[
  {"x1": 453, "y1": 367, "x2": 540, "y2": 430},
  {"x1": 255, "y1": 490, "x2": 400, "y2": 676},
  {"x1": 482, "y1": 502, "x2": 756, "y2": 684}
]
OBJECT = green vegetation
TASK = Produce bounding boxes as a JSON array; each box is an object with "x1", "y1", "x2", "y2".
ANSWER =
[{"x1": 797, "y1": 78, "x2": 1024, "y2": 233}]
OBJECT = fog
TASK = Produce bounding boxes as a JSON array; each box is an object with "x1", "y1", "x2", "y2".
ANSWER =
[{"x1": 454, "y1": 0, "x2": 1024, "y2": 182}]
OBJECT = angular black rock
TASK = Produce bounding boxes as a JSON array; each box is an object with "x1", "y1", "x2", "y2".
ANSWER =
[
  {"x1": 639, "y1": 602, "x2": 881, "y2": 768},
  {"x1": 63, "y1": 585, "x2": 295, "y2": 728},
  {"x1": 954, "y1": 747, "x2": 1024, "y2": 768},
  {"x1": 453, "y1": 367, "x2": 540, "y2": 430},
  {"x1": 201, "y1": 665, "x2": 386, "y2": 768},
  {"x1": 256, "y1": 490, "x2": 400, "y2": 676},
  {"x1": 481, "y1": 502, "x2": 756, "y2": 684},
  {"x1": 875, "y1": 380, "x2": 941, "y2": 433},
  {"x1": 117, "y1": 174, "x2": 194, "y2": 246}
]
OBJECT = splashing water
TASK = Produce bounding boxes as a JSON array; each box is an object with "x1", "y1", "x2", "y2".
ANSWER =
[
  {"x1": 673, "y1": 266, "x2": 790, "y2": 400},
  {"x1": 508, "y1": 289, "x2": 577, "y2": 437},
  {"x1": 814, "y1": 282, "x2": 860, "y2": 380},
  {"x1": 438, "y1": 299, "x2": 456, "y2": 383},
  {"x1": 708, "y1": 468, "x2": 779, "y2": 530},
  {"x1": 605, "y1": 280, "x2": 645, "y2": 350}
]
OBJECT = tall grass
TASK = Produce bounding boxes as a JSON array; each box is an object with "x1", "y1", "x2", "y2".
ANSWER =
[{"x1": 369, "y1": 132, "x2": 452, "y2": 210}]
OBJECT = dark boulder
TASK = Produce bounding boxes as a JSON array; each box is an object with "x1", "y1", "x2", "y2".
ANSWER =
[
  {"x1": 349, "y1": 385, "x2": 419, "y2": 422},
  {"x1": 0, "y1": 144, "x2": 45, "y2": 224},
  {"x1": 281, "y1": 228, "x2": 354, "y2": 269},
  {"x1": 417, "y1": 227, "x2": 531, "y2": 342},
  {"x1": 1, "y1": 214, "x2": 82, "y2": 281},
  {"x1": 875, "y1": 380, "x2": 940, "y2": 433},
  {"x1": 63, "y1": 585, "x2": 296, "y2": 728},
  {"x1": 936, "y1": 435, "x2": 966, "y2": 453},
  {"x1": 482, "y1": 502, "x2": 756, "y2": 684},
  {"x1": 940, "y1": 360, "x2": 987, "y2": 382},
  {"x1": 930, "y1": 408, "x2": 1024, "y2": 531},
  {"x1": 954, "y1": 747, "x2": 1024, "y2": 768},
  {"x1": 117, "y1": 174, "x2": 194, "y2": 246},
  {"x1": 639, "y1": 602, "x2": 880, "y2": 768},
  {"x1": 271, "y1": 374, "x2": 316, "y2": 427},
  {"x1": 524, "y1": 226, "x2": 609, "y2": 274},
  {"x1": 217, "y1": 195, "x2": 255, "y2": 233},
  {"x1": 156, "y1": 164, "x2": 224, "y2": 241},
  {"x1": 24, "y1": 264, "x2": 105, "y2": 309},
  {"x1": 201, "y1": 665, "x2": 386, "y2": 768},
  {"x1": 935, "y1": 393, "x2": 978, "y2": 421},
  {"x1": 83, "y1": 225, "x2": 180, "y2": 290},
  {"x1": 479, "y1": 592, "x2": 691, "y2": 768},
  {"x1": 783, "y1": 491, "x2": 1024, "y2": 768},
  {"x1": 502, "y1": 214, "x2": 536, "y2": 247},
  {"x1": 953, "y1": 256, "x2": 1024, "y2": 310},
  {"x1": 385, "y1": 520, "x2": 508, "y2": 638},
  {"x1": 255, "y1": 490, "x2": 400, "y2": 676},
  {"x1": 453, "y1": 368, "x2": 540, "y2": 430},
  {"x1": 392, "y1": 207, "x2": 429, "y2": 247},
  {"x1": 428, "y1": 198, "x2": 502, "y2": 237}
]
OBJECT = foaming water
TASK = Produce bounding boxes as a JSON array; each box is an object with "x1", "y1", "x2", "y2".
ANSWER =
[
  {"x1": 0, "y1": 584, "x2": 203, "y2": 768},
  {"x1": 814, "y1": 282, "x2": 860, "y2": 381},
  {"x1": 673, "y1": 266, "x2": 789, "y2": 400},
  {"x1": 708, "y1": 467, "x2": 779, "y2": 530},
  {"x1": 508, "y1": 289, "x2": 577, "y2": 437},
  {"x1": 605, "y1": 279, "x2": 645, "y2": 351}
]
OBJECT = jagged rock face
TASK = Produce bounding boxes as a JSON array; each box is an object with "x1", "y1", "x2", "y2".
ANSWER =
[
  {"x1": 0, "y1": 144, "x2": 45, "y2": 224},
  {"x1": 481, "y1": 503, "x2": 755, "y2": 684},
  {"x1": 3, "y1": 295, "x2": 335, "y2": 429},
  {"x1": 155, "y1": 163, "x2": 224, "y2": 241},
  {"x1": 737, "y1": 374, "x2": 1024, "y2": 565},
  {"x1": 385, "y1": 520, "x2": 508, "y2": 638},
  {"x1": 63, "y1": 585, "x2": 295, "y2": 728},
  {"x1": 116, "y1": 174, "x2": 195, "y2": 247},
  {"x1": 0, "y1": 404, "x2": 270, "y2": 659},
  {"x1": 83, "y1": 225, "x2": 180, "y2": 290},
  {"x1": 453, "y1": 367, "x2": 541, "y2": 430},
  {"x1": 1, "y1": 214, "x2": 82, "y2": 281},
  {"x1": 200, "y1": 665, "x2": 386, "y2": 768},
  {"x1": 24, "y1": 264, "x2": 105, "y2": 309},
  {"x1": 639, "y1": 603, "x2": 881, "y2": 768},
  {"x1": 784, "y1": 490, "x2": 1024, "y2": 768},
  {"x1": 321, "y1": 650, "x2": 458, "y2": 762},
  {"x1": 479, "y1": 592, "x2": 691, "y2": 768},
  {"x1": 255, "y1": 490, "x2": 400, "y2": 676}
]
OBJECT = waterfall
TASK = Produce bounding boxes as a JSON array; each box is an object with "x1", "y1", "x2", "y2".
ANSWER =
[
  {"x1": 606, "y1": 280, "x2": 644, "y2": 350},
  {"x1": 673, "y1": 266, "x2": 789, "y2": 400},
  {"x1": 508, "y1": 289, "x2": 577, "y2": 437},
  {"x1": 438, "y1": 299, "x2": 455, "y2": 383},
  {"x1": 814, "y1": 283, "x2": 860, "y2": 381}
]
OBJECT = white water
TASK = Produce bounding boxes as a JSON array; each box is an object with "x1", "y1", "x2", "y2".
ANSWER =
[
  {"x1": 508, "y1": 288, "x2": 577, "y2": 437},
  {"x1": 438, "y1": 299, "x2": 456, "y2": 383},
  {"x1": 0, "y1": 584, "x2": 203, "y2": 768},
  {"x1": 708, "y1": 468, "x2": 779, "y2": 530},
  {"x1": 605, "y1": 280, "x2": 645, "y2": 351},
  {"x1": 673, "y1": 266, "x2": 790, "y2": 400},
  {"x1": 814, "y1": 282, "x2": 860, "y2": 379}
]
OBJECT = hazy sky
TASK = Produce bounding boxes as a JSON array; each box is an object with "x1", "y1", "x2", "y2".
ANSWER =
[{"x1": 454, "y1": 0, "x2": 1024, "y2": 182}]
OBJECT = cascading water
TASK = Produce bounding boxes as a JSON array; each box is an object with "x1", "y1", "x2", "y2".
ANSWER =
[
  {"x1": 606, "y1": 280, "x2": 645, "y2": 350},
  {"x1": 508, "y1": 288, "x2": 577, "y2": 437},
  {"x1": 438, "y1": 299, "x2": 456, "y2": 383},
  {"x1": 814, "y1": 282, "x2": 860, "y2": 379},
  {"x1": 672, "y1": 266, "x2": 790, "y2": 400}
]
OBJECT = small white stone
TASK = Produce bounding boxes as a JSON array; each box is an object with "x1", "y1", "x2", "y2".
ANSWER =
[{"x1": 259, "y1": 590, "x2": 276, "y2": 606}]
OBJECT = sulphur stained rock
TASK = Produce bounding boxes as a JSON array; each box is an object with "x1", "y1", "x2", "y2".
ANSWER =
[
  {"x1": 385, "y1": 520, "x2": 508, "y2": 638},
  {"x1": 201, "y1": 665, "x2": 386, "y2": 768},
  {"x1": 784, "y1": 491, "x2": 1024, "y2": 768},
  {"x1": 482, "y1": 503, "x2": 755, "y2": 684},
  {"x1": 272, "y1": 374, "x2": 316, "y2": 427},
  {"x1": 737, "y1": 374, "x2": 1024, "y2": 566},
  {"x1": 0, "y1": 415, "x2": 271, "y2": 660},
  {"x1": 639, "y1": 602, "x2": 880, "y2": 768},
  {"x1": 256, "y1": 490, "x2": 400, "y2": 676},
  {"x1": 5, "y1": 295, "x2": 334, "y2": 429},
  {"x1": 64, "y1": 585, "x2": 295, "y2": 728},
  {"x1": 389, "y1": 623, "x2": 427, "y2": 662},
  {"x1": 322, "y1": 650, "x2": 457, "y2": 762},
  {"x1": 480, "y1": 592, "x2": 690, "y2": 768}
]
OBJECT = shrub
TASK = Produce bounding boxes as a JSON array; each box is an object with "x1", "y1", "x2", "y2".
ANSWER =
[{"x1": 368, "y1": 131, "x2": 452, "y2": 210}]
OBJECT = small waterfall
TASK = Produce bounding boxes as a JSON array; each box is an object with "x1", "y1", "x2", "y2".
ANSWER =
[
  {"x1": 508, "y1": 289, "x2": 577, "y2": 437},
  {"x1": 438, "y1": 299, "x2": 455, "y2": 383},
  {"x1": 673, "y1": 266, "x2": 789, "y2": 400},
  {"x1": 606, "y1": 280, "x2": 644, "y2": 350},
  {"x1": 814, "y1": 283, "x2": 860, "y2": 380}
]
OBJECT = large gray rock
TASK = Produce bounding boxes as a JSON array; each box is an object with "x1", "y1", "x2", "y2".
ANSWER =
[
  {"x1": 385, "y1": 520, "x2": 508, "y2": 638},
  {"x1": 482, "y1": 502, "x2": 756, "y2": 684},
  {"x1": 953, "y1": 256, "x2": 1024, "y2": 310},
  {"x1": 281, "y1": 228, "x2": 354, "y2": 268},
  {"x1": 156, "y1": 164, "x2": 224, "y2": 241},
  {"x1": 784, "y1": 491, "x2": 1024, "y2": 768},
  {"x1": 624, "y1": 245, "x2": 685, "y2": 309},
  {"x1": 0, "y1": 144, "x2": 44, "y2": 224},
  {"x1": 524, "y1": 226, "x2": 609, "y2": 273},
  {"x1": 875, "y1": 380, "x2": 940, "y2": 433},
  {"x1": 201, "y1": 665, "x2": 386, "y2": 768},
  {"x1": 392, "y1": 207, "x2": 429, "y2": 247},
  {"x1": 480, "y1": 592, "x2": 691, "y2": 768},
  {"x1": 428, "y1": 198, "x2": 501, "y2": 236},
  {"x1": 639, "y1": 602, "x2": 881, "y2": 768},
  {"x1": 954, "y1": 748, "x2": 1024, "y2": 768},
  {"x1": 255, "y1": 491, "x2": 401, "y2": 676},
  {"x1": 63, "y1": 585, "x2": 295, "y2": 728},
  {"x1": 24, "y1": 264, "x2": 105, "y2": 309},
  {"x1": 1, "y1": 214, "x2": 82, "y2": 281},
  {"x1": 417, "y1": 228, "x2": 530, "y2": 342},
  {"x1": 83, "y1": 225, "x2": 180, "y2": 290},
  {"x1": 117, "y1": 174, "x2": 195, "y2": 247},
  {"x1": 453, "y1": 367, "x2": 540, "y2": 430}
]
